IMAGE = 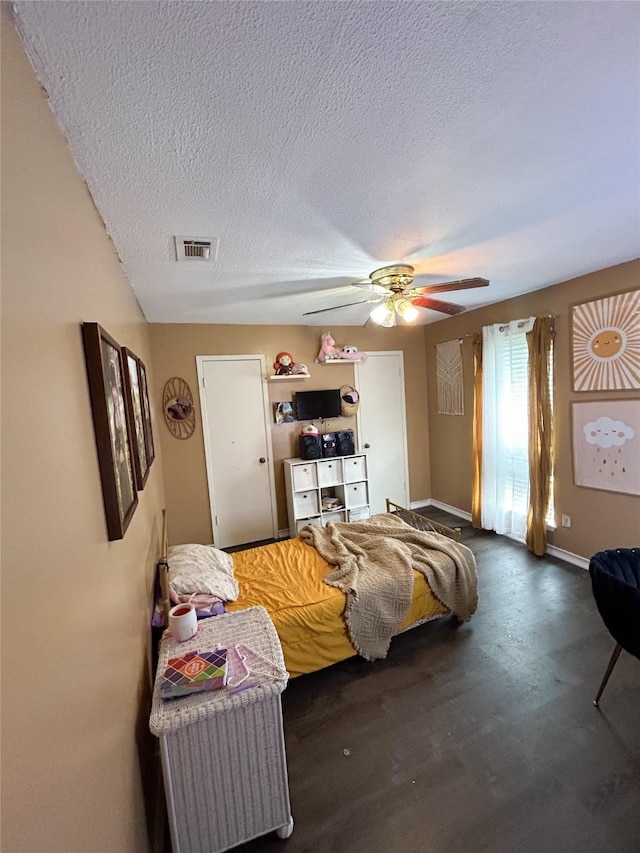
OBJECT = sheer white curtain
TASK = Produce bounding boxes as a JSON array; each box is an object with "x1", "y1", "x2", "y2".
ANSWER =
[{"x1": 481, "y1": 318, "x2": 534, "y2": 542}]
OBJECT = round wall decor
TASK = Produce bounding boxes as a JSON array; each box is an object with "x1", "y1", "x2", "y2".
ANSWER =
[{"x1": 163, "y1": 376, "x2": 196, "y2": 439}]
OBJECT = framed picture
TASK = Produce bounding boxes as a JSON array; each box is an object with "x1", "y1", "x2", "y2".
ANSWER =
[
  {"x1": 122, "y1": 348, "x2": 151, "y2": 490},
  {"x1": 572, "y1": 399, "x2": 640, "y2": 495},
  {"x1": 571, "y1": 289, "x2": 640, "y2": 391},
  {"x1": 82, "y1": 323, "x2": 138, "y2": 539},
  {"x1": 138, "y1": 359, "x2": 155, "y2": 465},
  {"x1": 273, "y1": 401, "x2": 295, "y2": 424}
]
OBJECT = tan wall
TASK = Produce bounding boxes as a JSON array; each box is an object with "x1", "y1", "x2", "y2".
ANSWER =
[
  {"x1": 424, "y1": 260, "x2": 640, "y2": 560},
  {"x1": 1, "y1": 12, "x2": 166, "y2": 852},
  {"x1": 148, "y1": 324, "x2": 430, "y2": 544}
]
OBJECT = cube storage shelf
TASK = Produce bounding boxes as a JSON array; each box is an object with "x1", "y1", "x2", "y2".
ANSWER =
[{"x1": 284, "y1": 454, "x2": 370, "y2": 535}]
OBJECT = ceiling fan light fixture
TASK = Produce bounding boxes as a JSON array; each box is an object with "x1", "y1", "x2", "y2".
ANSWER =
[
  {"x1": 369, "y1": 264, "x2": 415, "y2": 291},
  {"x1": 370, "y1": 301, "x2": 395, "y2": 327},
  {"x1": 397, "y1": 300, "x2": 419, "y2": 323}
]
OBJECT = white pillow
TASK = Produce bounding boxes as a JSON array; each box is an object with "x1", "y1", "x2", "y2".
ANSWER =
[{"x1": 167, "y1": 544, "x2": 239, "y2": 601}]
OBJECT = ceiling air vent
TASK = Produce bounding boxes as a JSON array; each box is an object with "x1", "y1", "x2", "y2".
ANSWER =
[{"x1": 174, "y1": 236, "x2": 219, "y2": 262}]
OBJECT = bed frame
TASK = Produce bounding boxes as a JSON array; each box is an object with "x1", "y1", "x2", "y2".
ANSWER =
[
  {"x1": 385, "y1": 499, "x2": 462, "y2": 541},
  {"x1": 157, "y1": 500, "x2": 462, "y2": 629}
]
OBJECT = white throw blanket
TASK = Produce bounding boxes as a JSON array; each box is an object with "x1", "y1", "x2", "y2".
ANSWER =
[{"x1": 299, "y1": 514, "x2": 478, "y2": 661}]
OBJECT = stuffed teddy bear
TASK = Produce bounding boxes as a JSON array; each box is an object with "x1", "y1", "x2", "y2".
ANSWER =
[{"x1": 274, "y1": 351, "x2": 295, "y2": 375}]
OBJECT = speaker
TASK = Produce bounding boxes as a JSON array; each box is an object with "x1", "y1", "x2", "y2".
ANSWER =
[
  {"x1": 299, "y1": 434, "x2": 321, "y2": 460},
  {"x1": 336, "y1": 430, "x2": 355, "y2": 456},
  {"x1": 321, "y1": 432, "x2": 338, "y2": 457}
]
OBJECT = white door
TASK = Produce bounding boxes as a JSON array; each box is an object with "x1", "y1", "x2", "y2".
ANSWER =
[
  {"x1": 355, "y1": 351, "x2": 409, "y2": 514},
  {"x1": 197, "y1": 355, "x2": 277, "y2": 548}
]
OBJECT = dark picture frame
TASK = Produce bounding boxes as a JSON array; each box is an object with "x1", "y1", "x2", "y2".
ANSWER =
[
  {"x1": 122, "y1": 347, "x2": 151, "y2": 490},
  {"x1": 138, "y1": 359, "x2": 156, "y2": 466},
  {"x1": 82, "y1": 323, "x2": 138, "y2": 540}
]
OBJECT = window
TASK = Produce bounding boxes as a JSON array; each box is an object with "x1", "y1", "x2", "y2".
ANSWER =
[{"x1": 481, "y1": 318, "x2": 554, "y2": 542}]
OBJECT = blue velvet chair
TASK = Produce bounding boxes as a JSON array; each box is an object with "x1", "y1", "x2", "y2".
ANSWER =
[{"x1": 588, "y1": 548, "x2": 640, "y2": 706}]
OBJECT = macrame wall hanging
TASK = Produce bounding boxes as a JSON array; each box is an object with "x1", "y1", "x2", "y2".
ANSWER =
[{"x1": 436, "y1": 339, "x2": 464, "y2": 415}]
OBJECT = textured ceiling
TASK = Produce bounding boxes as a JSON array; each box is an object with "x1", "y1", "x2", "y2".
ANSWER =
[{"x1": 11, "y1": 1, "x2": 640, "y2": 326}]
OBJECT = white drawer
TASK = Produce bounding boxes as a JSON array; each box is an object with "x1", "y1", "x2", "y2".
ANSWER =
[
  {"x1": 292, "y1": 463, "x2": 317, "y2": 491},
  {"x1": 321, "y1": 511, "x2": 346, "y2": 525},
  {"x1": 293, "y1": 490, "x2": 319, "y2": 517},
  {"x1": 317, "y1": 458, "x2": 343, "y2": 487},
  {"x1": 348, "y1": 507, "x2": 370, "y2": 522},
  {"x1": 296, "y1": 517, "x2": 322, "y2": 534},
  {"x1": 343, "y1": 455, "x2": 367, "y2": 483},
  {"x1": 345, "y1": 481, "x2": 368, "y2": 508}
]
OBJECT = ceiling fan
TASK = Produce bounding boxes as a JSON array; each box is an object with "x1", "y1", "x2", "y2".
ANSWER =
[{"x1": 303, "y1": 264, "x2": 489, "y2": 326}]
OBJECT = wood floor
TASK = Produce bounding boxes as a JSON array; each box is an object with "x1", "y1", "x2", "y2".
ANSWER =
[{"x1": 233, "y1": 511, "x2": 640, "y2": 853}]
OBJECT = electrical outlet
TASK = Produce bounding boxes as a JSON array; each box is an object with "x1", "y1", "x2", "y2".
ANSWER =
[{"x1": 561, "y1": 514, "x2": 571, "y2": 528}]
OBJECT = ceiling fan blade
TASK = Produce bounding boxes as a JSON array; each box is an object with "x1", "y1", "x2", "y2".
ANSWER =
[
  {"x1": 412, "y1": 277, "x2": 490, "y2": 295},
  {"x1": 411, "y1": 296, "x2": 466, "y2": 316},
  {"x1": 302, "y1": 298, "x2": 381, "y2": 317}
]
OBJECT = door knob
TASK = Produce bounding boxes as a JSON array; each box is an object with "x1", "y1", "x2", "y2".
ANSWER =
[
  {"x1": 259, "y1": 457, "x2": 266, "y2": 463},
  {"x1": 364, "y1": 443, "x2": 370, "y2": 449}
]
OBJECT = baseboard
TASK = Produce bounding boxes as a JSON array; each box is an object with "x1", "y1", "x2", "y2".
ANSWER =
[
  {"x1": 411, "y1": 498, "x2": 472, "y2": 523},
  {"x1": 278, "y1": 528, "x2": 290, "y2": 540},
  {"x1": 409, "y1": 499, "x2": 431, "y2": 510},
  {"x1": 547, "y1": 545, "x2": 589, "y2": 570},
  {"x1": 412, "y1": 500, "x2": 589, "y2": 570}
]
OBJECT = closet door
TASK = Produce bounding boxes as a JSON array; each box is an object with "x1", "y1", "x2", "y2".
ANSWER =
[
  {"x1": 197, "y1": 355, "x2": 277, "y2": 548},
  {"x1": 355, "y1": 351, "x2": 409, "y2": 514}
]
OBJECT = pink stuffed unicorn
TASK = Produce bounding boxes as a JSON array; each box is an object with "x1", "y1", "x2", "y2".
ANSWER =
[{"x1": 316, "y1": 332, "x2": 367, "y2": 363}]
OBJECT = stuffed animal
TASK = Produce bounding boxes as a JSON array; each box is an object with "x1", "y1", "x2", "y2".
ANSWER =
[
  {"x1": 292, "y1": 362, "x2": 309, "y2": 375},
  {"x1": 274, "y1": 351, "x2": 295, "y2": 375},
  {"x1": 340, "y1": 345, "x2": 367, "y2": 362},
  {"x1": 316, "y1": 332, "x2": 341, "y2": 363},
  {"x1": 316, "y1": 332, "x2": 367, "y2": 363}
]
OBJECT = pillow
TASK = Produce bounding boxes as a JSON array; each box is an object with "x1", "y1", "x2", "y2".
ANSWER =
[{"x1": 167, "y1": 544, "x2": 239, "y2": 601}]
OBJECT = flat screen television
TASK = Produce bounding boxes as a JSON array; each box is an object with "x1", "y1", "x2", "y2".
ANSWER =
[{"x1": 295, "y1": 389, "x2": 341, "y2": 421}]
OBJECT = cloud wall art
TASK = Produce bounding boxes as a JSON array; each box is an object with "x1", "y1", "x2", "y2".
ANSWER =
[{"x1": 573, "y1": 400, "x2": 640, "y2": 495}]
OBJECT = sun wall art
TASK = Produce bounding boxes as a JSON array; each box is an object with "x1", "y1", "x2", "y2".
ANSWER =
[
  {"x1": 571, "y1": 289, "x2": 640, "y2": 391},
  {"x1": 572, "y1": 399, "x2": 640, "y2": 495}
]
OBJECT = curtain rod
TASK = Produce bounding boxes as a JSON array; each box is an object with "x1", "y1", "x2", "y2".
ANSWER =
[
  {"x1": 432, "y1": 315, "x2": 556, "y2": 345},
  {"x1": 498, "y1": 314, "x2": 556, "y2": 333}
]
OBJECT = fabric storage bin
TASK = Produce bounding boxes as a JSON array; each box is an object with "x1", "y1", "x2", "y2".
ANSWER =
[
  {"x1": 349, "y1": 507, "x2": 371, "y2": 522},
  {"x1": 322, "y1": 511, "x2": 346, "y2": 525},
  {"x1": 343, "y1": 455, "x2": 367, "y2": 483},
  {"x1": 296, "y1": 516, "x2": 322, "y2": 534},
  {"x1": 293, "y1": 490, "x2": 319, "y2": 516},
  {"x1": 345, "y1": 481, "x2": 368, "y2": 508},
  {"x1": 317, "y1": 458, "x2": 343, "y2": 487},
  {"x1": 291, "y1": 463, "x2": 317, "y2": 491}
]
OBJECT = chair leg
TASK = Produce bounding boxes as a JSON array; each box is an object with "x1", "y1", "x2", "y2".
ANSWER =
[{"x1": 593, "y1": 643, "x2": 623, "y2": 707}]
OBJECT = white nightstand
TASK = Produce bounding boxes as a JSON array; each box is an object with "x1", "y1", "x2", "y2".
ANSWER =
[{"x1": 150, "y1": 606, "x2": 293, "y2": 853}]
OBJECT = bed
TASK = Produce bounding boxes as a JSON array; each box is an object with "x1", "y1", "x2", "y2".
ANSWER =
[{"x1": 158, "y1": 501, "x2": 477, "y2": 679}]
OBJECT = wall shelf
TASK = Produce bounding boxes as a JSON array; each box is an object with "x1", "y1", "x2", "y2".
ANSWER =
[{"x1": 267, "y1": 374, "x2": 311, "y2": 381}]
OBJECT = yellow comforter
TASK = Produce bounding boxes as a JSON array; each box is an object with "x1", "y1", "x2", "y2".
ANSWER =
[{"x1": 226, "y1": 537, "x2": 449, "y2": 677}]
